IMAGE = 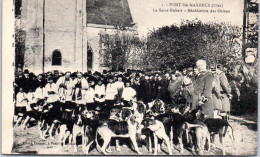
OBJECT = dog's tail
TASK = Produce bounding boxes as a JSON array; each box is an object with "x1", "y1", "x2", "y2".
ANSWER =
[
  {"x1": 223, "y1": 123, "x2": 235, "y2": 148},
  {"x1": 206, "y1": 130, "x2": 211, "y2": 151},
  {"x1": 95, "y1": 128, "x2": 102, "y2": 153},
  {"x1": 185, "y1": 122, "x2": 203, "y2": 129},
  {"x1": 184, "y1": 122, "x2": 203, "y2": 144}
]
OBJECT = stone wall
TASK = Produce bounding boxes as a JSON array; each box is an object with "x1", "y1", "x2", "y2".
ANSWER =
[
  {"x1": 21, "y1": 0, "x2": 87, "y2": 74},
  {"x1": 19, "y1": 0, "x2": 136, "y2": 74}
]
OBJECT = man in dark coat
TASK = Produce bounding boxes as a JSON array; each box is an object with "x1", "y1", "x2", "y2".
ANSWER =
[
  {"x1": 168, "y1": 73, "x2": 182, "y2": 105},
  {"x1": 192, "y1": 60, "x2": 214, "y2": 118},
  {"x1": 157, "y1": 74, "x2": 171, "y2": 104},
  {"x1": 20, "y1": 70, "x2": 34, "y2": 93},
  {"x1": 141, "y1": 75, "x2": 152, "y2": 104},
  {"x1": 133, "y1": 75, "x2": 142, "y2": 101}
]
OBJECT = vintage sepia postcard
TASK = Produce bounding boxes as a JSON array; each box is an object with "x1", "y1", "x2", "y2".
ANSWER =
[{"x1": 2, "y1": 0, "x2": 258, "y2": 155}]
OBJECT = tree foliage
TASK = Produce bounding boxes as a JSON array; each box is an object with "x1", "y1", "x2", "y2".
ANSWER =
[
  {"x1": 146, "y1": 20, "x2": 242, "y2": 71},
  {"x1": 99, "y1": 30, "x2": 146, "y2": 71}
]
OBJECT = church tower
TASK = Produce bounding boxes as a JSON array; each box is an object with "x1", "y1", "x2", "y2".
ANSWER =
[{"x1": 20, "y1": 0, "x2": 87, "y2": 74}]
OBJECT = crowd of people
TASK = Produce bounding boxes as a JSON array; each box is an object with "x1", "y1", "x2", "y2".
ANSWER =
[{"x1": 14, "y1": 59, "x2": 244, "y2": 127}]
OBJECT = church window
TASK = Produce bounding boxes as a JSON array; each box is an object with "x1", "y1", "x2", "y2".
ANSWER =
[{"x1": 52, "y1": 50, "x2": 62, "y2": 65}]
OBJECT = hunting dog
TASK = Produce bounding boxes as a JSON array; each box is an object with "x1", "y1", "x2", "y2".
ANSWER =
[
  {"x1": 145, "y1": 103, "x2": 209, "y2": 154},
  {"x1": 144, "y1": 118, "x2": 172, "y2": 155},
  {"x1": 187, "y1": 119, "x2": 211, "y2": 155},
  {"x1": 95, "y1": 109, "x2": 144, "y2": 155},
  {"x1": 80, "y1": 109, "x2": 110, "y2": 154},
  {"x1": 202, "y1": 117, "x2": 235, "y2": 155}
]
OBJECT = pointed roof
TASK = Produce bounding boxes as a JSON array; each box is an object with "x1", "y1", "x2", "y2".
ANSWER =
[{"x1": 86, "y1": 0, "x2": 134, "y2": 27}]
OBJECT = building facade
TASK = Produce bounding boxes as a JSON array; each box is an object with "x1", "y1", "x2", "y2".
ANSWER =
[{"x1": 16, "y1": 0, "x2": 135, "y2": 74}]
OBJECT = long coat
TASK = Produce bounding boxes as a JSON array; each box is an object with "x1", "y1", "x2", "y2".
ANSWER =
[
  {"x1": 168, "y1": 80, "x2": 182, "y2": 104},
  {"x1": 157, "y1": 77, "x2": 170, "y2": 104},
  {"x1": 212, "y1": 73, "x2": 222, "y2": 110},
  {"x1": 192, "y1": 71, "x2": 214, "y2": 117},
  {"x1": 142, "y1": 80, "x2": 152, "y2": 104},
  {"x1": 218, "y1": 72, "x2": 231, "y2": 112}
]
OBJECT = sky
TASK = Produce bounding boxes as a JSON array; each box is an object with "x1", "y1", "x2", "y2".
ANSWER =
[{"x1": 128, "y1": 0, "x2": 244, "y2": 37}]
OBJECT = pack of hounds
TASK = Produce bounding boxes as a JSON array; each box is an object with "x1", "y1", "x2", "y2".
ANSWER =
[{"x1": 14, "y1": 98, "x2": 236, "y2": 155}]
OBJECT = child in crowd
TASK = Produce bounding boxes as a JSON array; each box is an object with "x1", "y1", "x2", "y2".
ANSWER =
[
  {"x1": 94, "y1": 79, "x2": 106, "y2": 110},
  {"x1": 121, "y1": 81, "x2": 136, "y2": 107},
  {"x1": 105, "y1": 76, "x2": 118, "y2": 110}
]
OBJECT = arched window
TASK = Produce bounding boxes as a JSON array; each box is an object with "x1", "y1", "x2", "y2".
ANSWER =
[{"x1": 52, "y1": 50, "x2": 62, "y2": 65}]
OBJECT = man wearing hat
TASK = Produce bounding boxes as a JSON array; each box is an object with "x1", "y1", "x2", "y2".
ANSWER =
[
  {"x1": 157, "y1": 74, "x2": 171, "y2": 104},
  {"x1": 211, "y1": 65, "x2": 222, "y2": 118},
  {"x1": 53, "y1": 70, "x2": 60, "y2": 83},
  {"x1": 102, "y1": 70, "x2": 108, "y2": 86},
  {"x1": 33, "y1": 74, "x2": 46, "y2": 91},
  {"x1": 168, "y1": 72, "x2": 182, "y2": 105},
  {"x1": 141, "y1": 75, "x2": 152, "y2": 104},
  {"x1": 21, "y1": 69, "x2": 34, "y2": 93},
  {"x1": 216, "y1": 64, "x2": 232, "y2": 120}
]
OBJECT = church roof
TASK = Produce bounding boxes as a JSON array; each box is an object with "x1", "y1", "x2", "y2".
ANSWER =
[{"x1": 86, "y1": 0, "x2": 134, "y2": 27}]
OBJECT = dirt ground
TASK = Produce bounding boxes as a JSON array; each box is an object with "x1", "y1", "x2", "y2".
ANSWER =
[{"x1": 12, "y1": 115, "x2": 257, "y2": 156}]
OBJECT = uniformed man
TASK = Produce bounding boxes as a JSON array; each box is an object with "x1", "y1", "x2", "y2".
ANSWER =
[
  {"x1": 216, "y1": 64, "x2": 232, "y2": 120},
  {"x1": 192, "y1": 59, "x2": 214, "y2": 118}
]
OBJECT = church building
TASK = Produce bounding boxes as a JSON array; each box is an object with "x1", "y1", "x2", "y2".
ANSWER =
[{"x1": 15, "y1": 0, "x2": 136, "y2": 74}]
